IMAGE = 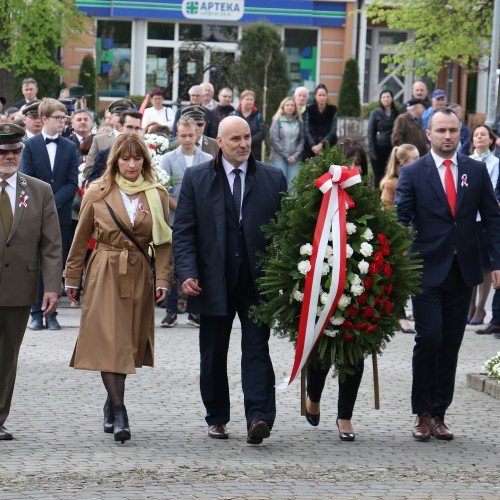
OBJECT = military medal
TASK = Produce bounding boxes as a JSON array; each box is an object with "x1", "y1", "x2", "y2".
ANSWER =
[{"x1": 19, "y1": 176, "x2": 27, "y2": 188}]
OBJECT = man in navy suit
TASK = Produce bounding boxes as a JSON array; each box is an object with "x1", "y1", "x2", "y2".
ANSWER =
[
  {"x1": 20, "y1": 98, "x2": 80, "y2": 330},
  {"x1": 173, "y1": 116, "x2": 287, "y2": 444},
  {"x1": 395, "y1": 107, "x2": 500, "y2": 441}
]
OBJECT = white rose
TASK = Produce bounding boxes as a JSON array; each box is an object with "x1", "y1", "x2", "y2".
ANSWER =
[
  {"x1": 293, "y1": 290, "x2": 304, "y2": 302},
  {"x1": 322, "y1": 262, "x2": 330, "y2": 276},
  {"x1": 330, "y1": 316, "x2": 345, "y2": 325},
  {"x1": 298, "y1": 260, "x2": 311, "y2": 275},
  {"x1": 346, "y1": 244, "x2": 353, "y2": 258},
  {"x1": 359, "y1": 242, "x2": 373, "y2": 257},
  {"x1": 358, "y1": 259, "x2": 369, "y2": 274},
  {"x1": 325, "y1": 245, "x2": 334, "y2": 258},
  {"x1": 328, "y1": 255, "x2": 334, "y2": 267},
  {"x1": 323, "y1": 329, "x2": 339, "y2": 338},
  {"x1": 338, "y1": 294, "x2": 351, "y2": 308},
  {"x1": 320, "y1": 292, "x2": 329, "y2": 305},
  {"x1": 300, "y1": 243, "x2": 313, "y2": 256},
  {"x1": 317, "y1": 306, "x2": 324, "y2": 317},
  {"x1": 350, "y1": 283, "x2": 365, "y2": 296},
  {"x1": 362, "y1": 228, "x2": 374, "y2": 241},
  {"x1": 346, "y1": 222, "x2": 357, "y2": 235},
  {"x1": 328, "y1": 232, "x2": 333, "y2": 241},
  {"x1": 351, "y1": 274, "x2": 362, "y2": 286}
]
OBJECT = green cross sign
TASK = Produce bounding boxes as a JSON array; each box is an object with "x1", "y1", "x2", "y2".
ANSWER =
[{"x1": 186, "y1": 1, "x2": 198, "y2": 14}]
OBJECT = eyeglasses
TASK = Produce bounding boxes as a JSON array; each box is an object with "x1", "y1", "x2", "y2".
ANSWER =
[
  {"x1": 48, "y1": 115, "x2": 66, "y2": 122},
  {"x1": 25, "y1": 113, "x2": 40, "y2": 119},
  {"x1": 124, "y1": 125, "x2": 142, "y2": 132}
]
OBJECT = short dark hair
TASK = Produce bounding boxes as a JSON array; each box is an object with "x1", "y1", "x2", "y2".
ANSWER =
[
  {"x1": 428, "y1": 107, "x2": 460, "y2": 130},
  {"x1": 471, "y1": 123, "x2": 497, "y2": 152},
  {"x1": 119, "y1": 110, "x2": 142, "y2": 125}
]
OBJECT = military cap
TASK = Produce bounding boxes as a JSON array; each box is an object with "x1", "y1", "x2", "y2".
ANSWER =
[
  {"x1": 406, "y1": 98, "x2": 425, "y2": 108},
  {"x1": 59, "y1": 98, "x2": 76, "y2": 115},
  {"x1": 21, "y1": 100, "x2": 41, "y2": 116},
  {"x1": 108, "y1": 99, "x2": 135, "y2": 114},
  {"x1": 69, "y1": 85, "x2": 91, "y2": 98},
  {"x1": 0, "y1": 123, "x2": 26, "y2": 150},
  {"x1": 181, "y1": 104, "x2": 206, "y2": 121}
]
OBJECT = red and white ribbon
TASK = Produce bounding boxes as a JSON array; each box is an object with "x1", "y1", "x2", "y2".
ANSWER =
[{"x1": 279, "y1": 165, "x2": 361, "y2": 389}]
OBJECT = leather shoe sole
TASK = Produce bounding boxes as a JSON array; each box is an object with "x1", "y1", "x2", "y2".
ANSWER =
[
  {"x1": 475, "y1": 324, "x2": 500, "y2": 334},
  {"x1": 247, "y1": 418, "x2": 270, "y2": 445},
  {"x1": 208, "y1": 424, "x2": 228, "y2": 439},
  {"x1": 0, "y1": 426, "x2": 13, "y2": 440}
]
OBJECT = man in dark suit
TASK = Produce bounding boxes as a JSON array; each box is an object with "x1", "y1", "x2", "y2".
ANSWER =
[
  {"x1": 0, "y1": 123, "x2": 62, "y2": 440},
  {"x1": 67, "y1": 109, "x2": 93, "y2": 151},
  {"x1": 20, "y1": 98, "x2": 80, "y2": 330},
  {"x1": 395, "y1": 107, "x2": 500, "y2": 441},
  {"x1": 12, "y1": 78, "x2": 39, "y2": 110},
  {"x1": 173, "y1": 116, "x2": 287, "y2": 444}
]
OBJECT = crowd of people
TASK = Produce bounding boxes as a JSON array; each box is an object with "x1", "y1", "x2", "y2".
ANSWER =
[{"x1": 1, "y1": 76, "x2": 499, "y2": 450}]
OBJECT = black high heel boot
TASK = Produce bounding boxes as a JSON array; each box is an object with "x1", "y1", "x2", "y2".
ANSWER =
[
  {"x1": 103, "y1": 396, "x2": 114, "y2": 434},
  {"x1": 113, "y1": 404, "x2": 131, "y2": 443}
]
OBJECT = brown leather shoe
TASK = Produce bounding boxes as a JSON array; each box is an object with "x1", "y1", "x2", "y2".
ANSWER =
[
  {"x1": 208, "y1": 424, "x2": 228, "y2": 439},
  {"x1": 247, "y1": 417, "x2": 271, "y2": 445},
  {"x1": 431, "y1": 416, "x2": 454, "y2": 440},
  {"x1": 0, "y1": 424, "x2": 13, "y2": 440},
  {"x1": 412, "y1": 412, "x2": 431, "y2": 441}
]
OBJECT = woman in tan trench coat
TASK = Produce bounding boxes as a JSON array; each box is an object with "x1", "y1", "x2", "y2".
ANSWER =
[{"x1": 64, "y1": 133, "x2": 174, "y2": 444}]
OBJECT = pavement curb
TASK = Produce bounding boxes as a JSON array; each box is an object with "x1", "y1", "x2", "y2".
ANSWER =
[{"x1": 467, "y1": 372, "x2": 500, "y2": 400}]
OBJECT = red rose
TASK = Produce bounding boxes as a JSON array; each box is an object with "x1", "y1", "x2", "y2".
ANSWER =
[
  {"x1": 370, "y1": 316, "x2": 379, "y2": 323},
  {"x1": 382, "y1": 263, "x2": 392, "y2": 277},
  {"x1": 380, "y1": 285, "x2": 385, "y2": 295},
  {"x1": 362, "y1": 306, "x2": 375, "y2": 318},
  {"x1": 366, "y1": 325, "x2": 378, "y2": 334},
  {"x1": 358, "y1": 294, "x2": 367, "y2": 305},
  {"x1": 378, "y1": 234, "x2": 388, "y2": 246},
  {"x1": 386, "y1": 284, "x2": 393, "y2": 296},
  {"x1": 343, "y1": 320, "x2": 354, "y2": 329},
  {"x1": 343, "y1": 333, "x2": 353, "y2": 341},
  {"x1": 355, "y1": 322, "x2": 368, "y2": 330},
  {"x1": 373, "y1": 251, "x2": 384, "y2": 267},
  {"x1": 364, "y1": 277, "x2": 373, "y2": 290},
  {"x1": 369, "y1": 263, "x2": 380, "y2": 275},
  {"x1": 382, "y1": 245, "x2": 390, "y2": 256},
  {"x1": 348, "y1": 306, "x2": 359, "y2": 317},
  {"x1": 385, "y1": 301, "x2": 393, "y2": 315}
]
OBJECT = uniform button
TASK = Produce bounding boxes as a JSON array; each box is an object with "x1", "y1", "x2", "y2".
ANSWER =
[
  {"x1": 235, "y1": 253, "x2": 239, "y2": 257},
  {"x1": 6, "y1": 243, "x2": 10, "y2": 247},
  {"x1": 5, "y1": 263, "x2": 9, "y2": 267}
]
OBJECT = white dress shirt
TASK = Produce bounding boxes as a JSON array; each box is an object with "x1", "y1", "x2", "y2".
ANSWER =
[
  {"x1": 1, "y1": 172, "x2": 17, "y2": 214},
  {"x1": 431, "y1": 150, "x2": 458, "y2": 193},
  {"x1": 42, "y1": 132, "x2": 59, "y2": 170}
]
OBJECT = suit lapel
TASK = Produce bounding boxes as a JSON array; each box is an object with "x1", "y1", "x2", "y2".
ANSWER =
[
  {"x1": 455, "y1": 156, "x2": 467, "y2": 216},
  {"x1": 105, "y1": 185, "x2": 134, "y2": 232},
  {"x1": 425, "y1": 154, "x2": 452, "y2": 215},
  {"x1": 36, "y1": 135, "x2": 53, "y2": 177},
  {"x1": 210, "y1": 168, "x2": 226, "y2": 261},
  {"x1": 133, "y1": 191, "x2": 148, "y2": 230},
  {"x1": 52, "y1": 138, "x2": 64, "y2": 177}
]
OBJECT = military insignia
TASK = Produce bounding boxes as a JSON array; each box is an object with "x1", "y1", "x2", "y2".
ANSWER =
[
  {"x1": 4, "y1": 125, "x2": 10, "y2": 133},
  {"x1": 19, "y1": 176, "x2": 27, "y2": 188}
]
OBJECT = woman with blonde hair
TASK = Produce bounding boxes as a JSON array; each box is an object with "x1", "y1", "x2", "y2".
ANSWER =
[
  {"x1": 269, "y1": 97, "x2": 304, "y2": 184},
  {"x1": 380, "y1": 144, "x2": 419, "y2": 333},
  {"x1": 380, "y1": 144, "x2": 419, "y2": 208},
  {"x1": 64, "y1": 133, "x2": 174, "y2": 444}
]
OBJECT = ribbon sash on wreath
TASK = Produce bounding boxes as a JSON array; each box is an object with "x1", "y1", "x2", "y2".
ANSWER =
[{"x1": 279, "y1": 165, "x2": 362, "y2": 388}]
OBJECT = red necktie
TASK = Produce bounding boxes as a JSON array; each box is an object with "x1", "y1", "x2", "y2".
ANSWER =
[{"x1": 443, "y1": 159, "x2": 456, "y2": 217}]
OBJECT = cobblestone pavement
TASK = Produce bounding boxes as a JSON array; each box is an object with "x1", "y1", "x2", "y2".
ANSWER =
[{"x1": 1, "y1": 300, "x2": 499, "y2": 499}]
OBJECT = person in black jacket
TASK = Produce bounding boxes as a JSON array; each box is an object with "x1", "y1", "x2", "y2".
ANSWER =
[
  {"x1": 368, "y1": 90, "x2": 399, "y2": 188},
  {"x1": 302, "y1": 84, "x2": 337, "y2": 160}
]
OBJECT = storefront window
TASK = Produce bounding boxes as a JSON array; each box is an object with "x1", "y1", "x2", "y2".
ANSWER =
[
  {"x1": 178, "y1": 47, "x2": 204, "y2": 100},
  {"x1": 179, "y1": 24, "x2": 238, "y2": 42},
  {"x1": 148, "y1": 22, "x2": 175, "y2": 40},
  {"x1": 96, "y1": 20, "x2": 132, "y2": 98},
  {"x1": 284, "y1": 29, "x2": 318, "y2": 92},
  {"x1": 146, "y1": 47, "x2": 174, "y2": 100}
]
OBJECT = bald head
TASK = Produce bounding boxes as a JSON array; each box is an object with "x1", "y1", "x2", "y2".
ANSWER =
[{"x1": 217, "y1": 116, "x2": 251, "y2": 167}]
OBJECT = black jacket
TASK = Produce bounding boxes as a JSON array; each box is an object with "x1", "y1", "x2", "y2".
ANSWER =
[{"x1": 368, "y1": 107, "x2": 399, "y2": 155}]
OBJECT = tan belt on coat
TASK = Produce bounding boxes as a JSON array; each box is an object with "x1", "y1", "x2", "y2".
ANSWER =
[{"x1": 94, "y1": 241, "x2": 147, "y2": 298}]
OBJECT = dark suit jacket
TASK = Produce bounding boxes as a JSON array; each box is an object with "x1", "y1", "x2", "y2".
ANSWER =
[
  {"x1": 173, "y1": 150, "x2": 287, "y2": 316},
  {"x1": 171, "y1": 106, "x2": 218, "y2": 138},
  {"x1": 20, "y1": 134, "x2": 80, "y2": 226},
  {"x1": 395, "y1": 152, "x2": 500, "y2": 288}
]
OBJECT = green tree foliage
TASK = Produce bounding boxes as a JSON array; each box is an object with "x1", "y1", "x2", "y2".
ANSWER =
[
  {"x1": 338, "y1": 59, "x2": 361, "y2": 117},
  {"x1": 229, "y1": 22, "x2": 291, "y2": 125},
  {"x1": 365, "y1": 0, "x2": 494, "y2": 78},
  {"x1": 79, "y1": 54, "x2": 96, "y2": 110},
  {"x1": 0, "y1": 0, "x2": 88, "y2": 98}
]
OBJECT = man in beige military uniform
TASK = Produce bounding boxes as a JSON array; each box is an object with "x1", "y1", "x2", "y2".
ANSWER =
[{"x1": 0, "y1": 123, "x2": 62, "y2": 440}]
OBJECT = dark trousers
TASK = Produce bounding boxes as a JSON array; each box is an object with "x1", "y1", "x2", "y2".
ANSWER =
[
  {"x1": 490, "y1": 288, "x2": 500, "y2": 326},
  {"x1": 199, "y1": 293, "x2": 276, "y2": 430},
  {"x1": 0, "y1": 306, "x2": 31, "y2": 425},
  {"x1": 411, "y1": 257, "x2": 472, "y2": 417},
  {"x1": 372, "y1": 144, "x2": 393, "y2": 188},
  {"x1": 31, "y1": 223, "x2": 69, "y2": 318},
  {"x1": 306, "y1": 359, "x2": 364, "y2": 420}
]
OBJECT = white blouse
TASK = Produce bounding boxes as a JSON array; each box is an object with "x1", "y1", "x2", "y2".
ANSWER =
[{"x1": 119, "y1": 190, "x2": 139, "y2": 225}]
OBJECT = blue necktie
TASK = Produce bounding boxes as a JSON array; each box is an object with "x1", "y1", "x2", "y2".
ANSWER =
[{"x1": 232, "y1": 169, "x2": 242, "y2": 220}]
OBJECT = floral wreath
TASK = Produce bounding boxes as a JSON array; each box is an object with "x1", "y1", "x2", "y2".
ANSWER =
[
  {"x1": 144, "y1": 133, "x2": 171, "y2": 188},
  {"x1": 252, "y1": 145, "x2": 422, "y2": 382}
]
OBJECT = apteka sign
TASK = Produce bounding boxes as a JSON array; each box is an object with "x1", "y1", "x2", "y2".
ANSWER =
[{"x1": 182, "y1": 0, "x2": 244, "y2": 21}]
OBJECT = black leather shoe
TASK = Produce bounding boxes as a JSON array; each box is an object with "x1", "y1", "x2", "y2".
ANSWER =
[
  {"x1": 476, "y1": 323, "x2": 500, "y2": 334},
  {"x1": 28, "y1": 316, "x2": 43, "y2": 330},
  {"x1": 336, "y1": 418, "x2": 355, "y2": 441},
  {"x1": 494, "y1": 332, "x2": 500, "y2": 339},
  {"x1": 208, "y1": 424, "x2": 228, "y2": 439},
  {"x1": 0, "y1": 425, "x2": 13, "y2": 440},
  {"x1": 247, "y1": 417, "x2": 271, "y2": 445},
  {"x1": 103, "y1": 397, "x2": 114, "y2": 434},
  {"x1": 45, "y1": 315, "x2": 61, "y2": 330},
  {"x1": 305, "y1": 410, "x2": 320, "y2": 427},
  {"x1": 113, "y1": 405, "x2": 131, "y2": 443}
]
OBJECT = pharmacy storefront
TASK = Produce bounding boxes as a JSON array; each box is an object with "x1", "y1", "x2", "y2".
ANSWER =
[{"x1": 75, "y1": 0, "x2": 354, "y2": 107}]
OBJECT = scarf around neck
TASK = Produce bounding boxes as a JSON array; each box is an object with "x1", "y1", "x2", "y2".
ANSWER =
[{"x1": 115, "y1": 173, "x2": 172, "y2": 245}]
